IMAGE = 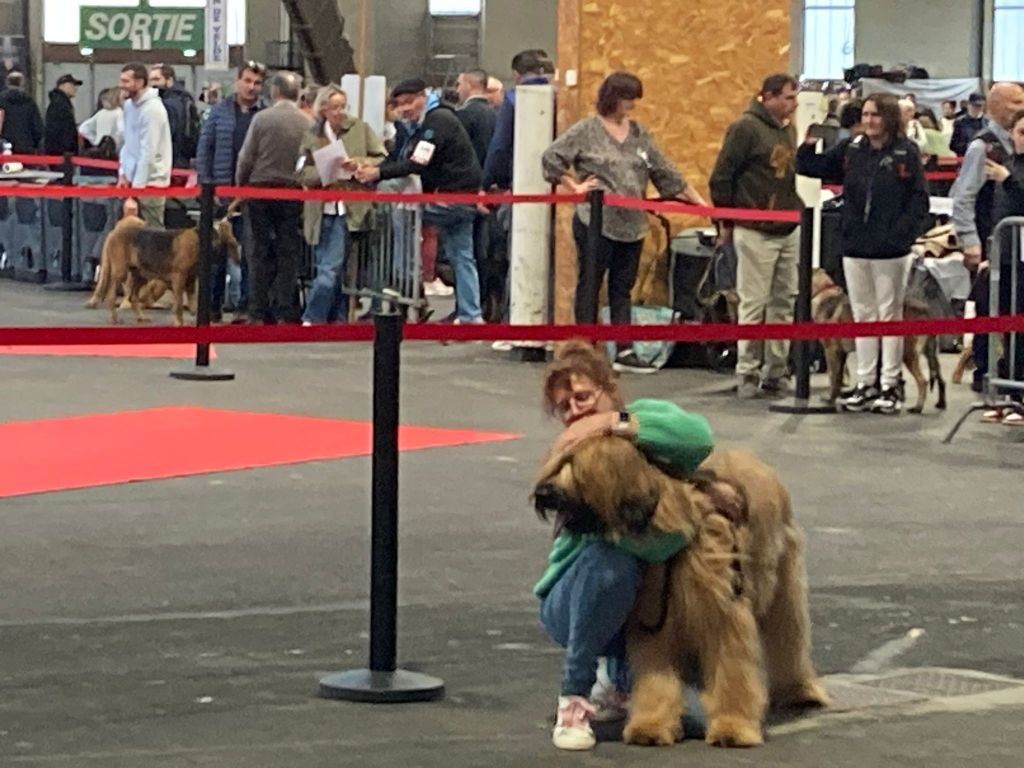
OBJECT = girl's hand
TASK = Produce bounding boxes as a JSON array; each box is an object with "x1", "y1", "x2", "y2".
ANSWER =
[{"x1": 985, "y1": 158, "x2": 1010, "y2": 183}]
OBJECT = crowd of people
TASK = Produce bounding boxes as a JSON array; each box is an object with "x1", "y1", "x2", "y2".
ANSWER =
[{"x1": 2, "y1": 58, "x2": 1022, "y2": 417}]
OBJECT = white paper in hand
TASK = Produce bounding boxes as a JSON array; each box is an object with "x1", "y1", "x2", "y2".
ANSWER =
[{"x1": 312, "y1": 139, "x2": 352, "y2": 185}]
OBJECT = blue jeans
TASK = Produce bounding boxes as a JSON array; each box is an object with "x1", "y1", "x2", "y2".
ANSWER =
[
  {"x1": 540, "y1": 542, "x2": 641, "y2": 696},
  {"x1": 423, "y1": 203, "x2": 481, "y2": 322},
  {"x1": 303, "y1": 214, "x2": 348, "y2": 324}
]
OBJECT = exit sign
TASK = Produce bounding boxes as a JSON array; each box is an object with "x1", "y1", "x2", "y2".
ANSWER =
[{"x1": 80, "y1": 6, "x2": 204, "y2": 51}]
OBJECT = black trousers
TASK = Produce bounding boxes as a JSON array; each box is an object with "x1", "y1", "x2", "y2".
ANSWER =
[
  {"x1": 247, "y1": 198, "x2": 303, "y2": 324},
  {"x1": 571, "y1": 216, "x2": 643, "y2": 349}
]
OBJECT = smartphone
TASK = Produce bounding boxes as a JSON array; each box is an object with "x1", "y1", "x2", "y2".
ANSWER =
[{"x1": 986, "y1": 142, "x2": 1008, "y2": 165}]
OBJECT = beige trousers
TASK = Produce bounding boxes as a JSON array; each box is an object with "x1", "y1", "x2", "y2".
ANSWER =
[{"x1": 734, "y1": 226, "x2": 800, "y2": 380}]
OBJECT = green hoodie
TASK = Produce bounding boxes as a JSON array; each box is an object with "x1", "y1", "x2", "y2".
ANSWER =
[
  {"x1": 709, "y1": 98, "x2": 802, "y2": 236},
  {"x1": 533, "y1": 399, "x2": 713, "y2": 597}
]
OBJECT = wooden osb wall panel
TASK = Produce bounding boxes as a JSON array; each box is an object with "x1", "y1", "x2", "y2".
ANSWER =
[{"x1": 553, "y1": 0, "x2": 791, "y2": 322}]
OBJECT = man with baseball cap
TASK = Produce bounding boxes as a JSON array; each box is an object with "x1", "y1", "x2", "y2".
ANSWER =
[
  {"x1": 44, "y1": 73, "x2": 82, "y2": 156},
  {"x1": 354, "y1": 77, "x2": 485, "y2": 324}
]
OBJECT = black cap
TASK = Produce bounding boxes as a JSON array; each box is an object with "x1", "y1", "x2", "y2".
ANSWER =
[
  {"x1": 56, "y1": 74, "x2": 83, "y2": 87},
  {"x1": 390, "y1": 78, "x2": 427, "y2": 98},
  {"x1": 968, "y1": 92, "x2": 986, "y2": 105}
]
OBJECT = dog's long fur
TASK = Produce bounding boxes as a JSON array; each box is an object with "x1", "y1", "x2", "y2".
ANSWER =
[
  {"x1": 811, "y1": 269, "x2": 947, "y2": 412},
  {"x1": 87, "y1": 212, "x2": 239, "y2": 326},
  {"x1": 534, "y1": 439, "x2": 827, "y2": 748}
]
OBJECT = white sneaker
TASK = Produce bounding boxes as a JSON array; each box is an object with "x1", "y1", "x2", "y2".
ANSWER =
[
  {"x1": 423, "y1": 278, "x2": 453, "y2": 297},
  {"x1": 589, "y1": 680, "x2": 630, "y2": 722},
  {"x1": 552, "y1": 695, "x2": 597, "y2": 750},
  {"x1": 301, "y1": 321, "x2": 313, "y2": 327},
  {"x1": 491, "y1": 340, "x2": 514, "y2": 353}
]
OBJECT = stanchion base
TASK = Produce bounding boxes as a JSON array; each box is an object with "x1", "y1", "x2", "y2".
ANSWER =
[
  {"x1": 169, "y1": 364, "x2": 235, "y2": 382},
  {"x1": 319, "y1": 669, "x2": 445, "y2": 703},
  {"x1": 45, "y1": 281, "x2": 92, "y2": 292},
  {"x1": 768, "y1": 398, "x2": 838, "y2": 415}
]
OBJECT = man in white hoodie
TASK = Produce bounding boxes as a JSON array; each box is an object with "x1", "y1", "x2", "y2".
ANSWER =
[{"x1": 118, "y1": 62, "x2": 172, "y2": 227}]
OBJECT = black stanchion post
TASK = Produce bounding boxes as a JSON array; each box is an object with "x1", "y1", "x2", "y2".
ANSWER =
[
  {"x1": 320, "y1": 311, "x2": 445, "y2": 703},
  {"x1": 769, "y1": 206, "x2": 835, "y2": 415},
  {"x1": 579, "y1": 188, "x2": 605, "y2": 324},
  {"x1": 46, "y1": 152, "x2": 90, "y2": 291},
  {"x1": 170, "y1": 183, "x2": 235, "y2": 381},
  {"x1": 61, "y1": 152, "x2": 74, "y2": 283}
]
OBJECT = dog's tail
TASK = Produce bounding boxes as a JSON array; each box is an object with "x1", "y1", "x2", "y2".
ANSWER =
[{"x1": 85, "y1": 233, "x2": 112, "y2": 308}]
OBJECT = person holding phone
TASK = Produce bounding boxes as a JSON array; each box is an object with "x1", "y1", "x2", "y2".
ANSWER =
[
  {"x1": 797, "y1": 94, "x2": 931, "y2": 414},
  {"x1": 981, "y1": 108, "x2": 1024, "y2": 421},
  {"x1": 951, "y1": 82, "x2": 1024, "y2": 390}
]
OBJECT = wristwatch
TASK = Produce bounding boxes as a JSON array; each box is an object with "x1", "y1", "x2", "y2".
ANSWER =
[{"x1": 611, "y1": 411, "x2": 633, "y2": 437}]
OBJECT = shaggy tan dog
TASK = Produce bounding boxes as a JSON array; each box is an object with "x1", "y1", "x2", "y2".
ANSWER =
[{"x1": 533, "y1": 438, "x2": 828, "y2": 748}]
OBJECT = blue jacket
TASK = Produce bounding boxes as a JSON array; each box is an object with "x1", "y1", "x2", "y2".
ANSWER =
[
  {"x1": 482, "y1": 75, "x2": 549, "y2": 190},
  {"x1": 196, "y1": 97, "x2": 264, "y2": 184}
]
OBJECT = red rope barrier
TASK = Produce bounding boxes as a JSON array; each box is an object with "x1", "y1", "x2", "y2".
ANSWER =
[
  {"x1": 604, "y1": 195, "x2": 802, "y2": 223},
  {"x1": 213, "y1": 185, "x2": 585, "y2": 206},
  {"x1": 0, "y1": 184, "x2": 197, "y2": 199},
  {"x1": 2, "y1": 315, "x2": 1023, "y2": 347}
]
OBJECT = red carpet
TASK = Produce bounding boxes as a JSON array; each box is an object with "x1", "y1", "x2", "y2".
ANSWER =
[
  {"x1": 0, "y1": 407, "x2": 520, "y2": 498},
  {"x1": 0, "y1": 344, "x2": 212, "y2": 359}
]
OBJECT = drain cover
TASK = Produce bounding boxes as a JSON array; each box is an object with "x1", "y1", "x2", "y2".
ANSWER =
[
  {"x1": 859, "y1": 669, "x2": 1024, "y2": 698},
  {"x1": 822, "y1": 678, "x2": 928, "y2": 713}
]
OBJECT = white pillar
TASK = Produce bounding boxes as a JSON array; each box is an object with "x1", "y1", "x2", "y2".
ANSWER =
[
  {"x1": 795, "y1": 90, "x2": 826, "y2": 268},
  {"x1": 509, "y1": 84, "x2": 555, "y2": 342}
]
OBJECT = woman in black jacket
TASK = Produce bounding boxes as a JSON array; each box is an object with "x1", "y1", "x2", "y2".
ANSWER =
[
  {"x1": 797, "y1": 94, "x2": 931, "y2": 414},
  {"x1": 982, "y1": 108, "x2": 1024, "y2": 417}
]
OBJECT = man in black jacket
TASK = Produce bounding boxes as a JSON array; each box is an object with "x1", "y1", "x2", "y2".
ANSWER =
[
  {"x1": 456, "y1": 69, "x2": 496, "y2": 165},
  {"x1": 0, "y1": 71, "x2": 43, "y2": 153},
  {"x1": 354, "y1": 78, "x2": 484, "y2": 323},
  {"x1": 949, "y1": 93, "x2": 987, "y2": 158},
  {"x1": 456, "y1": 69, "x2": 498, "y2": 318},
  {"x1": 150, "y1": 64, "x2": 199, "y2": 168},
  {"x1": 44, "y1": 73, "x2": 81, "y2": 156}
]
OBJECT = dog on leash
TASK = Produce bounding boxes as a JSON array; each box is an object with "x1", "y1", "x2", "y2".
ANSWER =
[
  {"x1": 87, "y1": 207, "x2": 240, "y2": 326},
  {"x1": 811, "y1": 269, "x2": 947, "y2": 413},
  {"x1": 533, "y1": 438, "x2": 828, "y2": 748}
]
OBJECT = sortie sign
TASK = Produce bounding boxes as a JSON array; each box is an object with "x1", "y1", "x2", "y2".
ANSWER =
[{"x1": 80, "y1": 5, "x2": 204, "y2": 51}]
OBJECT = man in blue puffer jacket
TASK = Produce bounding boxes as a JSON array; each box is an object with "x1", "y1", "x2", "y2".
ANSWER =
[{"x1": 196, "y1": 62, "x2": 266, "y2": 319}]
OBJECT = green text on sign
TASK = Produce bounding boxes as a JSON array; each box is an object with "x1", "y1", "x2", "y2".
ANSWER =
[{"x1": 80, "y1": 6, "x2": 204, "y2": 51}]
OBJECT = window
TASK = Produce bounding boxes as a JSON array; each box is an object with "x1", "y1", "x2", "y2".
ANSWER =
[
  {"x1": 44, "y1": 0, "x2": 246, "y2": 47},
  {"x1": 428, "y1": 0, "x2": 482, "y2": 15},
  {"x1": 802, "y1": 0, "x2": 855, "y2": 79},
  {"x1": 994, "y1": 0, "x2": 1024, "y2": 81}
]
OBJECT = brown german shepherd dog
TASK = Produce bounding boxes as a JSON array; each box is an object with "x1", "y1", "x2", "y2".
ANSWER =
[
  {"x1": 811, "y1": 269, "x2": 947, "y2": 413},
  {"x1": 87, "y1": 207, "x2": 240, "y2": 326}
]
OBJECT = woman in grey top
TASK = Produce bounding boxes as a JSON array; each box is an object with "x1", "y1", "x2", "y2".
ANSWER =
[{"x1": 543, "y1": 71, "x2": 707, "y2": 373}]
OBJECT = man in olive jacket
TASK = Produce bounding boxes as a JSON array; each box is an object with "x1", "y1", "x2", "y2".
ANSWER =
[{"x1": 710, "y1": 74, "x2": 804, "y2": 399}]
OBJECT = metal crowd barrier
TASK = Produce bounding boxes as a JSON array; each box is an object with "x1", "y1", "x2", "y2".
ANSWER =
[
  {"x1": 343, "y1": 203, "x2": 426, "y2": 318},
  {"x1": 944, "y1": 215, "x2": 1024, "y2": 442},
  {"x1": 985, "y1": 217, "x2": 1024, "y2": 400}
]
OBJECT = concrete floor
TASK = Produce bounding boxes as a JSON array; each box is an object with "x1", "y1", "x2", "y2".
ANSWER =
[{"x1": 1, "y1": 279, "x2": 1023, "y2": 767}]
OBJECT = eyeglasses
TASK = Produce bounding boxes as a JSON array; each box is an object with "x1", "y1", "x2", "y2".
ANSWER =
[
  {"x1": 554, "y1": 388, "x2": 602, "y2": 419},
  {"x1": 243, "y1": 60, "x2": 267, "y2": 76}
]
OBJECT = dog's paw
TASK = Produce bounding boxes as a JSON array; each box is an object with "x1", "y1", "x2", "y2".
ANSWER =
[
  {"x1": 623, "y1": 719, "x2": 680, "y2": 747},
  {"x1": 135, "y1": 316, "x2": 152, "y2": 324},
  {"x1": 773, "y1": 679, "x2": 830, "y2": 710},
  {"x1": 705, "y1": 716, "x2": 763, "y2": 748}
]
